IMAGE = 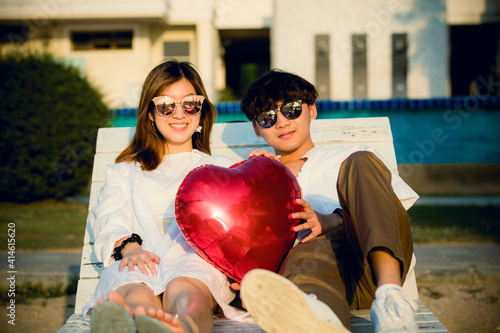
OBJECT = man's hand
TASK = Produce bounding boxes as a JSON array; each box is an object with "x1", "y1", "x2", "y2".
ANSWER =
[
  {"x1": 291, "y1": 199, "x2": 342, "y2": 242},
  {"x1": 249, "y1": 148, "x2": 281, "y2": 161},
  {"x1": 119, "y1": 242, "x2": 160, "y2": 277}
]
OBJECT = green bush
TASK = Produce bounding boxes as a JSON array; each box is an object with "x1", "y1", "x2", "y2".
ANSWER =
[{"x1": 0, "y1": 50, "x2": 110, "y2": 202}]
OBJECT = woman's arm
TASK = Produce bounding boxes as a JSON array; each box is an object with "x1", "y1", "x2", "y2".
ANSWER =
[{"x1": 90, "y1": 163, "x2": 159, "y2": 274}]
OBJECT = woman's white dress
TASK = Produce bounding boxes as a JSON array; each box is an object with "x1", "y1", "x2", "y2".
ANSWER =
[{"x1": 81, "y1": 150, "x2": 247, "y2": 321}]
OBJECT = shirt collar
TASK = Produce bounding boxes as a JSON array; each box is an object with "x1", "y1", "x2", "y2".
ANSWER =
[{"x1": 301, "y1": 145, "x2": 320, "y2": 159}]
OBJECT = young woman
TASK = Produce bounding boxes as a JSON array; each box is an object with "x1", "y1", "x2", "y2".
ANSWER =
[{"x1": 81, "y1": 60, "x2": 245, "y2": 333}]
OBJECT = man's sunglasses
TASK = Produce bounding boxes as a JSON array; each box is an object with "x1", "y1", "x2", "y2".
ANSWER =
[
  {"x1": 151, "y1": 95, "x2": 205, "y2": 117},
  {"x1": 254, "y1": 100, "x2": 303, "y2": 128}
]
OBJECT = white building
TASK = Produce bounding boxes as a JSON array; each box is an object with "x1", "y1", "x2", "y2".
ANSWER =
[{"x1": 0, "y1": 0, "x2": 498, "y2": 108}]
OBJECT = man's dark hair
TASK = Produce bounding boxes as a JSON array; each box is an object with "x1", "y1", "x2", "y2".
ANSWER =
[{"x1": 240, "y1": 69, "x2": 319, "y2": 121}]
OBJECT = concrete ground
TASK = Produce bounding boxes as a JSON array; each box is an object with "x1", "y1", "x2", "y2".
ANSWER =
[{"x1": 2, "y1": 243, "x2": 499, "y2": 287}]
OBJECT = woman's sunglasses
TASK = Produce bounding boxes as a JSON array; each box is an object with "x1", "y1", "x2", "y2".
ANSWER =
[
  {"x1": 151, "y1": 95, "x2": 205, "y2": 117},
  {"x1": 254, "y1": 100, "x2": 303, "y2": 128}
]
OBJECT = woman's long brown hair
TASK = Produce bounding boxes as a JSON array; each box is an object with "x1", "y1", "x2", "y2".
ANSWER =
[{"x1": 115, "y1": 60, "x2": 217, "y2": 170}]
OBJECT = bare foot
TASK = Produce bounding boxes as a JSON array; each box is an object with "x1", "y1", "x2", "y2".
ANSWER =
[
  {"x1": 159, "y1": 313, "x2": 196, "y2": 333},
  {"x1": 171, "y1": 315, "x2": 196, "y2": 333},
  {"x1": 134, "y1": 307, "x2": 195, "y2": 333},
  {"x1": 103, "y1": 290, "x2": 134, "y2": 317},
  {"x1": 134, "y1": 305, "x2": 163, "y2": 318}
]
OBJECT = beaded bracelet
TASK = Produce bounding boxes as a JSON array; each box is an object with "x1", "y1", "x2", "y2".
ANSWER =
[{"x1": 111, "y1": 233, "x2": 143, "y2": 261}]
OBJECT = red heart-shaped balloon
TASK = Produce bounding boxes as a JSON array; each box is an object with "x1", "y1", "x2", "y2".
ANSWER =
[{"x1": 175, "y1": 156, "x2": 303, "y2": 283}]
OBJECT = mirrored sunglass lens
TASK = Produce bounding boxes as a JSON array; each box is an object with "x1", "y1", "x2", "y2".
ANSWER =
[
  {"x1": 182, "y1": 98, "x2": 203, "y2": 115},
  {"x1": 157, "y1": 102, "x2": 175, "y2": 116},
  {"x1": 257, "y1": 111, "x2": 277, "y2": 128},
  {"x1": 282, "y1": 102, "x2": 302, "y2": 119}
]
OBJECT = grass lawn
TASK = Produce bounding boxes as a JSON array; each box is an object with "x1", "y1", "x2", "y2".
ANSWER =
[
  {"x1": 0, "y1": 201, "x2": 499, "y2": 250},
  {"x1": 0, "y1": 200, "x2": 87, "y2": 250},
  {"x1": 409, "y1": 204, "x2": 500, "y2": 244}
]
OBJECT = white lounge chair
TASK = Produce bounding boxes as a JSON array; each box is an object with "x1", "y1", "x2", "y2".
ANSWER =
[{"x1": 57, "y1": 117, "x2": 449, "y2": 332}]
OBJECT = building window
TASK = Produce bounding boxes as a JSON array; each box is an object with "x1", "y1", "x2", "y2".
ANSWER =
[
  {"x1": 71, "y1": 31, "x2": 133, "y2": 51},
  {"x1": 352, "y1": 34, "x2": 367, "y2": 99},
  {"x1": 164, "y1": 41, "x2": 190, "y2": 57},
  {"x1": 315, "y1": 34, "x2": 330, "y2": 100},
  {"x1": 392, "y1": 33, "x2": 408, "y2": 98},
  {"x1": 0, "y1": 25, "x2": 26, "y2": 44}
]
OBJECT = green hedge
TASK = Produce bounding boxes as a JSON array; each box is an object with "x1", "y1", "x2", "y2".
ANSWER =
[{"x1": 0, "y1": 51, "x2": 111, "y2": 202}]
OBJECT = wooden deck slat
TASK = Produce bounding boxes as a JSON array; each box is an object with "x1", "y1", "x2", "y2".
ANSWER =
[{"x1": 74, "y1": 279, "x2": 99, "y2": 314}]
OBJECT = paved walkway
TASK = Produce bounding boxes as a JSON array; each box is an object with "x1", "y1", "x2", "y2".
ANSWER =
[
  {"x1": 1, "y1": 244, "x2": 499, "y2": 284},
  {"x1": 414, "y1": 196, "x2": 500, "y2": 206},
  {"x1": 0, "y1": 250, "x2": 81, "y2": 285},
  {"x1": 413, "y1": 244, "x2": 500, "y2": 276}
]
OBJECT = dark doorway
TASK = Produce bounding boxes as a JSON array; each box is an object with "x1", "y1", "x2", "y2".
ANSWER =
[
  {"x1": 450, "y1": 23, "x2": 500, "y2": 96},
  {"x1": 392, "y1": 33, "x2": 408, "y2": 98},
  {"x1": 220, "y1": 29, "x2": 270, "y2": 99},
  {"x1": 315, "y1": 34, "x2": 331, "y2": 100}
]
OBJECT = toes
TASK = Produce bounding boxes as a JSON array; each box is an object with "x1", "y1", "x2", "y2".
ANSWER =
[
  {"x1": 146, "y1": 307, "x2": 158, "y2": 318},
  {"x1": 134, "y1": 305, "x2": 147, "y2": 317},
  {"x1": 155, "y1": 308, "x2": 165, "y2": 319},
  {"x1": 174, "y1": 316, "x2": 195, "y2": 333},
  {"x1": 107, "y1": 292, "x2": 134, "y2": 317},
  {"x1": 107, "y1": 291, "x2": 125, "y2": 304}
]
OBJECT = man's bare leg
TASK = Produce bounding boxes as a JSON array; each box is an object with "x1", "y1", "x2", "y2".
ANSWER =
[{"x1": 368, "y1": 247, "x2": 402, "y2": 287}]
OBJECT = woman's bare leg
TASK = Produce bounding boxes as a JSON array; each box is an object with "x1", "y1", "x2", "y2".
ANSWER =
[
  {"x1": 95, "y1": 282, "x2": 162, "y2": 316},
  {"x1": 165, "y1": 277, "x2": 216, "y2": 333},
  {"x1": 136, "y1": 276, "x2": 216, "y2": 333}
]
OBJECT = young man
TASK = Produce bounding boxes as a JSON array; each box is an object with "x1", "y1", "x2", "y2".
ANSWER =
[{"x1": 238, "y1": 70, "x2": 420, "y2": 333}]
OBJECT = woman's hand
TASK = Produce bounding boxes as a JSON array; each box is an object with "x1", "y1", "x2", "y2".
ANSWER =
[
  {"x1": 290, "y1": 199, "x2": 342, "y2": 242},
  {"x1": 249, "y1": 149, "x2": 281, "y2": 162},
  {"x1": 119, "y1": 242, "x2": 160, "y2": 277}
]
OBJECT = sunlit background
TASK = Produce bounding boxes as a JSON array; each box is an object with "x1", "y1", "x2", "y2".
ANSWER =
[{"x1": 6, "y1": 0, "x2": 496, "y2": 195}]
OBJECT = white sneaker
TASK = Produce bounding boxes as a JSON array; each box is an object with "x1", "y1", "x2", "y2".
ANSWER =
[
  {"x1": 240, "y1": 269, "x2": 349, "y2": 333},
  {"x1": 370, "y1": 284, "x2": 419, "y2": 333}
]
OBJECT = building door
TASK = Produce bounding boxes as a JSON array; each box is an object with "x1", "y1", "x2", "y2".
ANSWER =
[
  {"x1": 450, "y1": 23, "x2": 500, "y2": 96},
  {"x1": 220, "y1": 29, "x2": 270, "y2": 99}
]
